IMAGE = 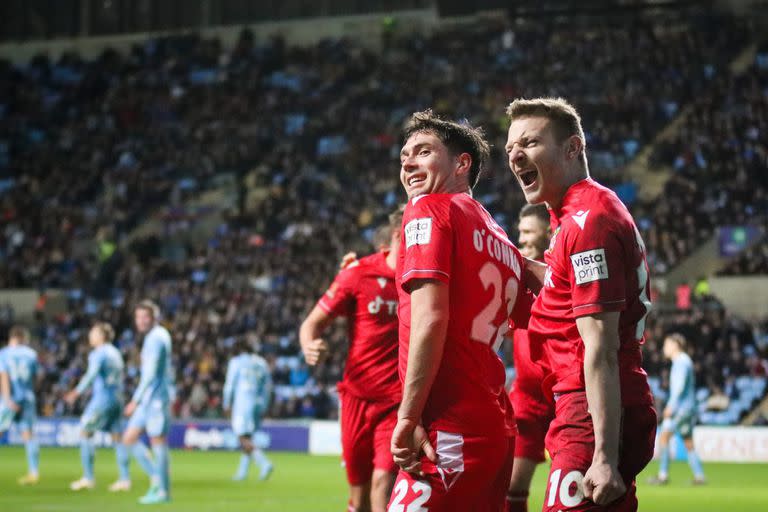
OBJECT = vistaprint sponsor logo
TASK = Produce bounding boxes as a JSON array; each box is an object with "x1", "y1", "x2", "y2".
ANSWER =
[
  {"x1": 405, "y1": 217, "x2": 432, "y2": 248},
  {"x1": 367, "y1": 296, "x2": 397, "y2": 315},
  {"x1": 570, "y1": 248, "x2": 609, "y2": 285}
]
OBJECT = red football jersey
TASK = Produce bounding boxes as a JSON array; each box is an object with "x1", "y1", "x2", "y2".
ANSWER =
[
  {"x1": 528, "y1": 178, "x2": 653, "y2": 406},
  {"x1": 317, "y1": 251, "x2": 401, "y2": 403},
  {"x1": 397, "y1": 193, "x2": 527, "y2": 437}
]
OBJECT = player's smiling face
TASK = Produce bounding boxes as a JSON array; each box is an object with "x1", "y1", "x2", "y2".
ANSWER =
[
  {"x1": 506, "y1": 116, "x2": 570, "y2": 207},
  {"x1": 400, "y1": 131, "x2": 468, "y2": 199}
]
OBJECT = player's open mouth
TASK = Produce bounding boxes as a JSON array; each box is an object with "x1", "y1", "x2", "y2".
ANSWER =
[
  {"x1": 519, "y1": 169, "x2": 538, "y2": 188},
  {"x1": 407, "y1": 176, "x2": 426, "y2": 187}
]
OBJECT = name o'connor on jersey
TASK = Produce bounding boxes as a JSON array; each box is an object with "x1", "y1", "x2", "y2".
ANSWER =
[
  {"x1": 570, "y1": 248, "x2": 608, "y2": 285},
  {"x1": 472, "y1": 227, "x2": 521, "y2": 277}
]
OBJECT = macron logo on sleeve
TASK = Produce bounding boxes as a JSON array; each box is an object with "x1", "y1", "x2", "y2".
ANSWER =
[
  {"x1": 405, "y1": 217, "x2": 433, "y2": 248},
  {"x1": 571, "y1": 248, "x2": 609, "y2": 285},
  {"x1": 572, "y1": 210, "x2": 590, "y2": 230}
]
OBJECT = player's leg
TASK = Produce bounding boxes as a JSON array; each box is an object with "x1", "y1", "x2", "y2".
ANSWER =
[
  {"x1": 233, "y1": 434, "x2": 254, "y2": 480},
  {"x1": 123, "y1": 408, "x2": 156, "y2": 481},
  {"x1": 370, "y1": 403, "x2": 397, "y2": 512},
  {"x1": 507, "y1": 457, "x2": 537, "y2": 512},
  {"x1": 140, "y1": 402, "x2": 171, "y2": 504},
  {"x1": 340, "y1": 391, "x2": 374, "y2": 512},
  {"x1": 649, "y1": 420, "x2": 674, "y2": 484},
  {"x1": 71, "y1": 430, "x2": 96, "y2": 490},
  {"x1": 248, "y1": 405, "x2": 272, "y2": 480},
  {"x1": 682, "y1": 436, "x2": 706, "y2": 484},
  {"x1": 107, "y1": 403, "x2": 131, "y2": 491},
  {"x1": 18, "y1": 402, "x2": 39, "y2": 485},
  {"x1": 506, "y1": 413, "x2": 548, "y2": 511},
  {"x1": 109, "y1": 431, "x2": 133, "y2": 491}
]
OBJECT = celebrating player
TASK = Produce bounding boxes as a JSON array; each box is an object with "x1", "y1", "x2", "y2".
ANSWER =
[
  {"x1": 299, "y1": 207, "x2": 402, "y2": 512},
  {"x1": 648, "y1": 333, "x2": 706, "y2": 485},
  {"x1": 506, "y1": 204, "x2": 553, "y2": 512},
  {"x1": 390, "y1": 110, "x2": 529, "y2": 511},
  {"x1": 122, "y1": 300, "x2": 174, "y2": 505},
  {"x1": 0, "y1": 326, "x2": 40, "y2": 485},
  {"x1": 223, "y1": 338, "x2": 274, "y2": 482},
  {"x1": 505, "y1": 97, "x2": 656, "y2": 511},
  {"x1": 65, "y1": 322, "x2": 134, "y2": 492}
]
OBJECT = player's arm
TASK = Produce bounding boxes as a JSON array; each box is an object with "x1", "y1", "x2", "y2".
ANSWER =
[
  {"x1": 222, "y1": 360, "x2": 236, "y2": 412},
  {"x1": 129, "y1": 339, "x2": 160, "y2": 406},
  {"x1": 298, "y1": 305, "x2": 333, "y2": 366},
  {"x1": 523, "y1": 257, "x2": 547, "y2": 294},
  {"x1": 0, "y1": 367, "x2": 17, "y2": 411},
  {"x1": 577, "y1": 311, "x2": 625, "y2": 505},
  {"x1": 66, "y1": 355, "x2": 98, "y2": 404},
  {"x1": 664, "y1": 361, "x2": 684, "y2": 419},
  {"x1": 392, "y1": 279, "x2": 446, "y2": 473}
]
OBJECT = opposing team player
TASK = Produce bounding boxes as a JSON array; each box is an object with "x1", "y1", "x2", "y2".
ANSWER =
[
  {"x1": 648, "y1": 333, "x2": 706, "y2": 485},
  {"x1": 506, "y1": 204, "x2": 553, "y2": 512},
  {"x1": 223, "y1": 338, "x2": 274, "y2": 481},
  {"x1": 65, "y1": 322, "x2": 134, "y2": 492},
  {"x1": 0, "y1": 326, "x2": 40, "y2": 485},
  {"x1": 506, "y1": 97, "x2": 656, "y2": 511},
  {"x1": 123, "y1": 300, "x2": 174, "y2": 505},
  {"x1": 299, "y1": 208, "x2": 402, "y2": 512},
  {"x1": 390, "y1": 110, "x2": 529, "y2": 511}
]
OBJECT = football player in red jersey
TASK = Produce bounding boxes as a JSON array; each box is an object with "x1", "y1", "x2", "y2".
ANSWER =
[
  {"x1": 389, "y1": 110, "x2": 530, "y2": 512},
  {"x1": 505, "y1": 98, "x2": 656, "y2": 512},
  {"x1": 299, "y1": 208, "x2": 403, "y2": 512},
  {"x1": 506, "y1": 204, "x2": 554, "y2": 512}
]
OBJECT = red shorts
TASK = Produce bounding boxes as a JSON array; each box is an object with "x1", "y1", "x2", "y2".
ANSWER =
[
  {"x1": 509, "y1": 384, "x2": 553, "y2": 463},
  {"x1": 339, "y1": 390, "x2": 398, "y2": 485},
  {"x1": 387, "y1": 430, "x2": 515, "y2": 512},
  {"x1": 543, "y1": 392, "x2": 657, "y2": 512}
]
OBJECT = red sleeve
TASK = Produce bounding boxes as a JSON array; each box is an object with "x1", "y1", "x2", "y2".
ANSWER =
[
  {"x1": 509, "y1": 287, "x2": 534, "y2": 331},
  {"x1": 317, "y1": 267, "x2": 356, "y2": 318},
  {"x1": 400, "y1": 196, "x2": 452, "y2": 290},
  {"x1": 567, "y1": 217, "x2": 627, "y2": 317}
]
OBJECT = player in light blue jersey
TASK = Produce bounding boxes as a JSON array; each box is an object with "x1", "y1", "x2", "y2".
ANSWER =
[
  {"x1": 650, "y1": 333, "x2": 706, "y2": 485},
  {"x1": 223, "y1": 338, "x2": 274, "y2": 481},
  {"x1": 122, "y1": 300, "x2": 174, "y2": 504},
  {"x1": 65, "y1": 322, "x2": 138, "y2": 492},
  {"x1": 0, "y1": 326, "x2": 40, "y2": 485}
]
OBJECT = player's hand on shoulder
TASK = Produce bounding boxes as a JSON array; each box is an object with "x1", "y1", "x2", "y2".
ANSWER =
[
  {"x1": 302, "y1": 338, "x2": 329, "y2": 366},
  {"x1": 582, "y1": 460, "x2": 626, "y2": 505},
  {"x1": 7, "y1": 399, "x2": 20, "y2": 412},
  {"x1": 390, "y1": 418, "x2": 436, "y2": 476},
  {"x1": 339, "y1": 252, "x2": 358, "y2": 270}
]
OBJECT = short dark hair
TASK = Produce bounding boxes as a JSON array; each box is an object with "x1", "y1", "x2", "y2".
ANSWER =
[
  {"x1": 665, "y1": 332, "x2": 687, "y2": 351},
  {"x1": 92, "y1": 322, "x2": 115, "y2": 343},
  {"x1": 9, "y1": 325, "x2": 30, "y2": 343},
  {"x1": 403, "y1": 110, "x2": 490, "y2": 189},
  {"x1": 519, "y1": 203, "x2": 550, "y2": 225},
  {"x1": 135, "y1": 299, "x2": 161, "y2": 320}
]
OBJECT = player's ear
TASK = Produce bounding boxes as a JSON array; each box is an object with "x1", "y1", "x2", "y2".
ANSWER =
[
  {"x1": 455, "y1": 152, "x2": 472, "y2": 176},
  {"x1": 565, "y1": 135, "x2": 583, "y2": 161}
]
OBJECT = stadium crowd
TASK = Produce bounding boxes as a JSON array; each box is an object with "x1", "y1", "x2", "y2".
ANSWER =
[{"x1": 1, "y1": 15, "x2": 766, "y2": 422}]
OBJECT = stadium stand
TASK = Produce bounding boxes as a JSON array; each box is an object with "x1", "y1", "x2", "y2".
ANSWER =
[{"x1": 0, "y1": 15, "x2": 765, "y2": 424}]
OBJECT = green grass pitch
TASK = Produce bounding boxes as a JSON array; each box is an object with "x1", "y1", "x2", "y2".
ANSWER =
[{"x1": 1, "y1": 446, "x2": 768, "y2": 511}]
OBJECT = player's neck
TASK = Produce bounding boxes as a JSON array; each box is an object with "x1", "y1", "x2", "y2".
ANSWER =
[{"x1": 385, "y1": 250, "x2": 397, "y2": 270}]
